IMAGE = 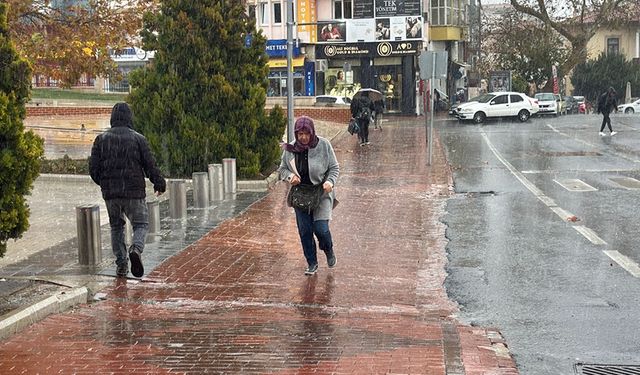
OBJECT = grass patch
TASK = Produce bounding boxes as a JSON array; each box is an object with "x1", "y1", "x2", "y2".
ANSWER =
[{"x1": 31, "y1": 88, "x2": 127, "y2": 103}]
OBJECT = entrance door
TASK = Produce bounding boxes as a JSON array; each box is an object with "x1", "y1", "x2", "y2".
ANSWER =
[{"x1": 374, "y1": 66, "x2": 402, "y2": 113}]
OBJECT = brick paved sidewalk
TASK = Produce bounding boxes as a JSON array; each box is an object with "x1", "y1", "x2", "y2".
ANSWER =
[{"x1": 0, "y1": 117, "x2": 518, "y2": 374}]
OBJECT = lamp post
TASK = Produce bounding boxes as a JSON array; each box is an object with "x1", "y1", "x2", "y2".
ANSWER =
[{"x1": 286, "y1": 0, "x2": 294, "y2": 143}]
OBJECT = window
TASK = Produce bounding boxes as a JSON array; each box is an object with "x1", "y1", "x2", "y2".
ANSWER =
[
  {"x1": 607, "y1": 37, "x2": 619, "y2": 55},
  {"x1": 333, "y1": 0, "x2": 352, "y2": 19},
  {"x1": 248, "y1": 5, "x2": 256, "y2": 21},
  {"x1": 510, "y1": 95, "x2": 523, "y2": 103},
  {"x1": 259, "y1": 2, "x2": 268, "y2": 25},
  {"x1": 431, "y1": 0, "x2": 464, "y2": 26},
  {"x1": 492, "y1": 95, "x2": 508, "y2": 105},
  {"x1": 273, "y1": 2, "x2": 282, "y2": 24}
]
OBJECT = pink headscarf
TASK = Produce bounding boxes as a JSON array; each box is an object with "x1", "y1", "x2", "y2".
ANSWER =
[{"x1": 281, "y1": 116, "x2": 320, "y2": 153}]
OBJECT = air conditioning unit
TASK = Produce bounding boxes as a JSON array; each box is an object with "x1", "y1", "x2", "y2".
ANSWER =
[{"x1": 317, "y1": 59, "x2": 328, "y2": 72}]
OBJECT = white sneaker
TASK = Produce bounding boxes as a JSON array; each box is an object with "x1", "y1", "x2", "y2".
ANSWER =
[
  {"x1": 599, "y1": 132, "x2": 605, "y2": 136},
  {"x1": 611, "y1": 131, "x2": 618, "y2": 136}
]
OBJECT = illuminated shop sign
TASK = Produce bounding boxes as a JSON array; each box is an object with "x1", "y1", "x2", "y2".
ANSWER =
[{"x1": 315, "y1": 41, "x2": 422, "y2": 59}]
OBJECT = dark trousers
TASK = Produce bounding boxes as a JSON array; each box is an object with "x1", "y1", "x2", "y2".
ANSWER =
[
  {"x1": 294, "y1": 208, "x2": 333, "y2": 267},
  {"x1": 600, "y1": 111, "x2": 612, "y2": 132},
  {"x1": 105, "y1": 198, "x2": 149, "y2": 267},
  {"x1": 358, "y1": 118, "x2": 370, "y2": 143}
]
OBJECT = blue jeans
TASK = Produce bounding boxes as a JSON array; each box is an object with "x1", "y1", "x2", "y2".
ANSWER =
[
  {"x1": 294, "y1": 208, "x2": 333, "y2": 267},
  {"x1": 105, "y1": 198, "x2": 149, "y2": 267}
]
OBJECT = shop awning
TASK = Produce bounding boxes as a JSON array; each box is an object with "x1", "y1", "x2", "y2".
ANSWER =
[{"x1": 267, "y1": 56, "x2": 305, "y2": 68}]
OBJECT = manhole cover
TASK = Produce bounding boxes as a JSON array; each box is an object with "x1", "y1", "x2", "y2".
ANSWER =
[{"x1": 575, "y1": 363, "x2": 640, "y2": 374}]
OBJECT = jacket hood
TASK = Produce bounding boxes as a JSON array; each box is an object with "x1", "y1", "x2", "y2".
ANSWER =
[{"x1": 110, "y1": 102, "x2": 133, "y2": 128}]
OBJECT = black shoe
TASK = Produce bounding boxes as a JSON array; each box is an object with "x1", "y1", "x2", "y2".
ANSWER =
[
  {"x1": 325, "y1": 250, "x2": 337, "y2": 268},
  {"x1": 304, "y1": 263, "x2": 318, "y2": 275},
  {"x1": 129, "y1": 247, "x2": 144, "y2": 278},
  {"x1": 116, "y1": 262, "x2": 128, "y2": 277}
]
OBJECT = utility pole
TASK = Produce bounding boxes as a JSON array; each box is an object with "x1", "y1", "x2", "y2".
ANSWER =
[{"x1": 286, "y1": 0, "x2": 294, "y2": 143}]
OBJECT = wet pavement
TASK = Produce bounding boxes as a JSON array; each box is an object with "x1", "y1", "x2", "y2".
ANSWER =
[{"x1": 0, "y1": 116, "x2": 519, "y2": 374}]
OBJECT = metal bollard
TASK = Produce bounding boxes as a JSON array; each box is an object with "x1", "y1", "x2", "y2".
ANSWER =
[
  {"x1": 222, "y1": 158, "x2": 237, "y2": 194},
  {"x1": 208, "y1": 163, "x2": 224, "y2": 201},
  {"x1": 169, "y1": 179, "x2": 187, "y2": 219},
  {"x1": 147, "y1": 200, "x2": 160, "y2": 234},
  {"x1": 192, "y1": 172, "x2": 209, "y2": 208},
  {"x1": 76, "y1": 204, "x2": 102, "y2": 265}
]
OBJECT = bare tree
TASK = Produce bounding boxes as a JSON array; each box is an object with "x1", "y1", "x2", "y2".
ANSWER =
[{"x1": 509, "y1": 0, "x2": 640, "y2": 90}]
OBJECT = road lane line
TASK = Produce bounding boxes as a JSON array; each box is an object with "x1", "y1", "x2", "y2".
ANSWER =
[
  {"x1": 603, "y1": 250, "x2": 640, "y2": 278},
  {"x1": 573, "y1": 226, "x2": 607, "y2": 245},
  {"x1": 479, "y1": 129, "x2": 640, "y2": 278}
]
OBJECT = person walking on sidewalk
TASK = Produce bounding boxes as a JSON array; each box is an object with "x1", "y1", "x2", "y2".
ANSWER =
[
  {"x1": 350, "y1": 91, "x2": 375, "y2": 146},
  {"x1": 279, "y1": 116, "x2": 340, "y2": 275},
  {"x1": 597, "y1": 87, "x2": 618, "y2": 136},
  {"x1": 90, "y1": 102, "x2": 166, "y2": 278}
]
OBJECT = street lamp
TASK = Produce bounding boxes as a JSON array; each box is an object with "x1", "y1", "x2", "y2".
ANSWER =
[{"x1": 286, "y1": 0, "x2": 294, "y2": 143}]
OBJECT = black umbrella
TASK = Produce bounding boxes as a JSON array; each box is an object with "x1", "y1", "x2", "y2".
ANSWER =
[{"x1": 353, "y1": 88, "x2": 384, "y2": 102}]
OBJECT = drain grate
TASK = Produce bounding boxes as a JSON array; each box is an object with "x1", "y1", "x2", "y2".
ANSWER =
[{"x1": 575, "y1": 363, "x2": 640, "y2": 375}]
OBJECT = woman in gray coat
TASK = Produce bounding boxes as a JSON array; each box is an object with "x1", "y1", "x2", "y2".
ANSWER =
[{"x1": 279, "y1": 116, "x2": 340, "y2": 275}]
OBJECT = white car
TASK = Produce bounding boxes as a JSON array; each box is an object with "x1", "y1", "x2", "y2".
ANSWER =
[
  {"x1": 534, "y1": 93, "x2": 559, "y2": 116},
  {"x1": 618, "y1": 99, "x2": 640, "y2": 114},
  {"x1": 456, "y1": 92, "x2": 538, "y2": 123},
  {"x1": 314, "y1": 95, "x2": 351, "y2": 106}
]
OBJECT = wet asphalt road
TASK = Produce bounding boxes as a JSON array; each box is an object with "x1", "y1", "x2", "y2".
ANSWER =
[{"x1": 439, "y1": 112, "x2": 640, "y2": 375}]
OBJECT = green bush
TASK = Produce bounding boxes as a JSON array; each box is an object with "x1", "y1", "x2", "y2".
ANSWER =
[
  {"x1": 571, "y1": 53, "x2": 640, "y2": 102},
  {"x1": 0, "y1": 4, "x2": 44, "y2": 257},
  {"x1": 39, "y1": 156, "x2": 89, "y2": 174},
  {"x1": 128, "y1": 0, "x2": 286, "y2": 179}
]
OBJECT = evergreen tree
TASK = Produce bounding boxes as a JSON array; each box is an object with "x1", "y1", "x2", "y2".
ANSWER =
[
  {"x1": 0, "y1": 3, "x2": 44, "y2": 256},
  {"x1": 571, "y1": 53, "x2": 640, "y2": 103},
  {"x1": 128, "y1": 0, "x2": 286, "y2": 178}
]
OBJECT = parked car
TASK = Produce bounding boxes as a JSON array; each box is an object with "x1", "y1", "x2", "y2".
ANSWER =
[
  {"x1": 314, "y1": 95, "x2": 351, "y2": 106},
  {"x1": 455, "y1": 92, "x2": 538, "y2": 123},
  {"x1": 563, "y1": 96, "x2": 579, "y2": 114},
  {"x1": 574, "y1": 96, "x2": 593, "y2": 114},
  {"x1": 617, "y1": 98, "x2": 640, "y2": 114},
  {"x1": 534, "y1": 93, "x2": 559, "y2": 116}
]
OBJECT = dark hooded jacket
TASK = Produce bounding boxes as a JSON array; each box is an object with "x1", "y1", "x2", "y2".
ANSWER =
[{"x1": 90, "y1": 103, "x2": 166, "y2": 200}]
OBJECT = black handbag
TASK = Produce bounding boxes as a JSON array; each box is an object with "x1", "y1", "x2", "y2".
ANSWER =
[{"x1": 287, "y1": 183, "x2": 325, "y2": 213}]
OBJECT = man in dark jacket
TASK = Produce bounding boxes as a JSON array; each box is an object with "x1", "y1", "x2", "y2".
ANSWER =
[
  {"x1": 90, "y1": 102, "x2": 166, "y2": 277},
  {"x1": 350, "y1": 92, "x2": 374, "y2": 146},
  {"x1": 597, "y1": 87, "x2": 618, "y2": 136}
]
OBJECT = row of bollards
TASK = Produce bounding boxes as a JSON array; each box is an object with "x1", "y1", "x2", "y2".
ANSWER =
[{"x1": 76, "y1": 159, "x2": 237, "y2": 266}]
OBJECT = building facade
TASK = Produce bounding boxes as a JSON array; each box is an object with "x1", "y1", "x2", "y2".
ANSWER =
[{"x1": 249, "y1": 0, "x2": 435, "y2": 114}]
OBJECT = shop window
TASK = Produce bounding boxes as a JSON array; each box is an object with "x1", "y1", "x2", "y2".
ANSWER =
[
  {"x1": 273, "y1": 2, "x2": 282, "y2": 24},
  {"x1": 259, "y1": 1, "x2": 269, "y2": 25},
  {"x1": 607, "y1": 37, "x2": 619, "y2": 55}
]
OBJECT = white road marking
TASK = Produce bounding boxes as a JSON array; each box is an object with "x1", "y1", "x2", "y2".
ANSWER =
[
  {"x1": 553, "y1": 178, "x2": 597, "y2": 192},
  {"x1": 603, "y1": 251, "x2": 640, "y2": 278},
  {"x1": 573, "y1": 226, "x2": 607, "y2": 245},
  {"x1": 480, "y1": 129, "x2": 640, "y2": 278}
]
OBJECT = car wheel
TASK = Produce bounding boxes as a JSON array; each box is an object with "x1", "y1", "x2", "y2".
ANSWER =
[
  {"x1": 473, "y1": 112, "x2": 485, "y2": 124},
  {"x1": 625, "y1": 108, "x2": 634, "y2": 114},
  {"x1": 518, "y1": 109, "x2": 530, "y2": 122}
]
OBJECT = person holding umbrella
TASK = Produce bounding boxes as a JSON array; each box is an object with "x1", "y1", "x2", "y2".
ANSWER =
[{"x1": 350, "y1": 89, "x2": 380, "y2": 146}]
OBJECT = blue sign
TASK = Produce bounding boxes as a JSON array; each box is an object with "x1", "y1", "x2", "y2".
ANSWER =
[
  {"x1": 265, "y1": 39, "x2": 300, "y2": 58},
  {"x1": 304, "y1": 61, "x2": 315, "y2": 96},
  {"x1": 244, "y1": 34, "x2": 253, "y2": 48}
]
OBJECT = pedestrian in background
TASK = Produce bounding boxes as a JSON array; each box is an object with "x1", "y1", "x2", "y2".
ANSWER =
[
  {"x1": 279, "y1": 116, "x2": 340, "y2": 275},
  {"x1": 597, "y1": 87, "x2": 618, "y2": 136},
  {"x1": 90, "y1": 102, "x2": 166, "y2": 278},
  {"x1": 350, "y1": 91, "x2": 374, "y2": 146}
]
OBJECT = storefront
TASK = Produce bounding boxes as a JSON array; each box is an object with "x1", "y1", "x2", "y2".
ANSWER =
[
  {"x1": 315, "y1": 41, "x2": 421, "y2": 114},
  {"x1": 266, "y1": 39, "x2": 315, "y2": 97}
]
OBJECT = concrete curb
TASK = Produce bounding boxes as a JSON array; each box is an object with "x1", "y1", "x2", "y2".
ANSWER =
[{"x1": 0, "y1": 287, "x2": 88, "y2": 340}]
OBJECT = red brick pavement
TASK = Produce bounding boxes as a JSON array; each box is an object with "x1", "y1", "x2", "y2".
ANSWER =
[{"x1": 0, "y1": 117, "x2": 519, "y2": 374}]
